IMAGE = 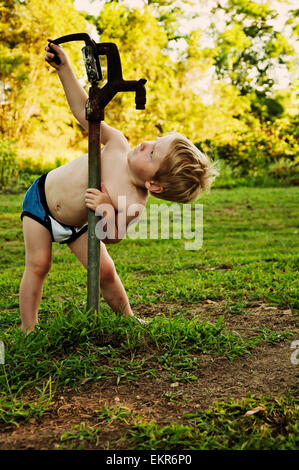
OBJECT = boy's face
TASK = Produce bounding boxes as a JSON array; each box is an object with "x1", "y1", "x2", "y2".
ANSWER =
[{"x1": 128, "y1": 135, "x2": 172, "y2": 188}]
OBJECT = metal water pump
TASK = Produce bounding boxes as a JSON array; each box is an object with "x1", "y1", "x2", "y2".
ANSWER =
[{"x1": 49, "y1": 33, "x2": 147, "y2": 314}]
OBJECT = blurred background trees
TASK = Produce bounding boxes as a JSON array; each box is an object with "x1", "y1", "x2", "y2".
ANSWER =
[
  {"x1": 0, "y1": 0, "x2": 88, "y2": 173},
  {"x1": 0, "y1": 0, "x2": 298, "y2": 188}
]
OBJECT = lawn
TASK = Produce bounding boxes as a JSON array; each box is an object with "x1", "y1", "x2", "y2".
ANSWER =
[{"x1": 0, "y1": 185, "x2": 298, "y2": 450}]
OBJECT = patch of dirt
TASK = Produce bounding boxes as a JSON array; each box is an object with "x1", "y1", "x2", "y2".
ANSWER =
[{"x1": 1, "y1": 301, "x2": 298, "y2": 450}]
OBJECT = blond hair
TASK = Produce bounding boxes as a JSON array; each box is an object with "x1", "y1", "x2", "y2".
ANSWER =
[{"x1": 151, "y1": 132, "x2": 219, "y2": 203}]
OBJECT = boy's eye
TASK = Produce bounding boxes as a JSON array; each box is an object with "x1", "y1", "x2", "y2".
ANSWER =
[{"x1": 150, "y1": 150, "x2": 154, "y2": 158}]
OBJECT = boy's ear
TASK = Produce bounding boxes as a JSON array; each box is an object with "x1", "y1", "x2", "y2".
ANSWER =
[{"x1": 145, "y1": 181, "x2": 163, "y2": 194}]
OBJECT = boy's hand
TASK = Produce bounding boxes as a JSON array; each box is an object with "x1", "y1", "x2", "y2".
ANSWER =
[
  {"x1": 85, "y1": 184, "x2": 113, "y2": 212},
  {"x1": 44, "y1": 38, "x2": 69, "y2": 70}
]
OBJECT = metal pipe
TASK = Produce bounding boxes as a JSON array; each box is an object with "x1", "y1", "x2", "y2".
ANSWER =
[
  {"x1": 49, "y1": 34, "x2": 146, "y2": 317},
  {"x1": 87, "y1": 120, "x2": 101, "y2": 314}
]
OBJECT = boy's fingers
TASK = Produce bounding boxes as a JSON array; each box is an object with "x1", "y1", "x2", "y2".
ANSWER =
[
  {"x1": 86, "y1": 188, "x2": 100, "y2": 195},
  {"x1": 48, "y1": 41, "x2": 62, "y2": 51}
]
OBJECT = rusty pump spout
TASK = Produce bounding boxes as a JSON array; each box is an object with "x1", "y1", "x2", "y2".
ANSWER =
[
  {"x1": 95, "y1": 42, "x2": 147, "y2": 110},
  {"x1": 49, "y1": 34, "x2": 147, "y2": 315}
]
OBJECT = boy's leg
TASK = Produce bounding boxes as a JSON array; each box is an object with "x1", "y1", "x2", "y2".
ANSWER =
[
  {"x1": 67, "y1": 232, "x2": 133, "y2": 317},
  {"x1": 20, "y1": 217, "x2": 52, "y2": 332}
]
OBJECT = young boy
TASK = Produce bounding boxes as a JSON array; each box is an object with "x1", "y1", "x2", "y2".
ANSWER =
[{"x1": 19, "y1": 40, "x2": 218, "y2": 333}]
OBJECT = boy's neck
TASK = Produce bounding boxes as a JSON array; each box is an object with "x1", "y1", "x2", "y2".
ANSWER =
[{"x1": 124, "y1": 156, "x2": 148, "y2": 193}]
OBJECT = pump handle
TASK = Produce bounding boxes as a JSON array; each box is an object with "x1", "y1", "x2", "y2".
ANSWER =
[{"x1": 48, "y1": 33, "x2": 95, "y2": 65}]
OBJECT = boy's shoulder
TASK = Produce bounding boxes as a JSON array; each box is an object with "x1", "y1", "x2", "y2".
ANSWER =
[{"x1": 101, "y1": 122, "x2": 129, "y2": 150}]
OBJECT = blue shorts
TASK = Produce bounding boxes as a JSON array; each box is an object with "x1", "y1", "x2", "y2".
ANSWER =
[{"x1": 21, "y1": 173, "x2": 88, "y2": 244}]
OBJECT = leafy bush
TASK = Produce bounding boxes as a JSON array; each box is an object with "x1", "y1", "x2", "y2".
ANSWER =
[
  {"x1": 0, "y1": 138, "x2": 19, "y2": 188},
  {"x1": 197, "y1": 114, "x2": 299, "y2": 177},
  {"x1": 212, "y1": 158, "x2": 299, "y2": 189},
  {"x1": 0, "y1": 152, "x2": 67, "y2": 192},
  {"x1": 268, "y1": 159, "x2": 299, "y2": 185}
]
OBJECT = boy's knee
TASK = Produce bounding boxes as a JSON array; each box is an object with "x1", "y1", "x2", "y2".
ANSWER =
[
  {"x1": 100, "y1": 259, "x2": 116, "y2": 285},
  {"x1": 27, "y1": 255, "x2": 52, "y2": 278}
]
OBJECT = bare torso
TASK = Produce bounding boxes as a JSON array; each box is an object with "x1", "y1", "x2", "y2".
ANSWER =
[{"x1": 45, "y1": 138, "x2": 148, "y2": 227}]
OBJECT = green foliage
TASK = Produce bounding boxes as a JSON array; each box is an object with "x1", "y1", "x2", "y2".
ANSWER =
[
  {"x1": 211, "y1": 0, "x2": 294, "y2": 97},
  {"x1": 95, "y1": 2, "x2": 180, "y2": 143},
  {"x1": 0, "y1": 307, "x2": 254, "y2": 394},
  {"x1": 148, "y1": 315, "x2": 250, "y2": 359},
  {"x1": 96, "y1": 403, "x2": 132, "y2": 423},
  {"x1": 268, "y1": 158, "x2": 299, "y2": 185},
  {"x1": 60, "y1": 422, "x2": 102, "y2": 449},
  {"x1": 212, "y1": 157, "x2": 299, "y2": 189},
  {"x1": 127, "y1": 395, "x2": 299, "y2": 450},
  {"x1": 56, "y1": 395, "x2": 298, "y2": 450},
  {"x1": 0, "y1": 186, "x2": 298, "y2": 449},
  {"x1": 0, "y1": 138, "x2": 19, "y2": 187},
  {"x1": 205, "y1": 0, "x2": 298, "y2": 164},
  {"x1": 1, "y1": 185, "x2": 298, "y2": 399},
  {"x1": 0, "y1": 378, "x2": 53, "y2": 426},
  {"x1": 197, "y1": 111, "x2": 299, "y2": 176},
  {"x1": 0, "y1": 0, "x2": 298, "y2": 176},
  {"x1": 0, "y1": 0, "x2": 87, "y2": 164}
]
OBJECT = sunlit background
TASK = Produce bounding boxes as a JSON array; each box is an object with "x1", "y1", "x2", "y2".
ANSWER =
[{"x1": 0, "y1": 0, "x2": 298, "y2": 187}]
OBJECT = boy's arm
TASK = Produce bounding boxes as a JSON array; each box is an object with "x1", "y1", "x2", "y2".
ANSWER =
[
  {"x1": 101, "y1": 211, "x2": 143, "y2": 245},
  {"x1": 85, "y1": 188, "x2": 143, "y2": 245},
  {"x1": 45, "y1": 40, "x2": 124, "y2": 145}
]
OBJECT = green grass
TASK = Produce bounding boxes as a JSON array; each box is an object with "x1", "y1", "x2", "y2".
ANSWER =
[
  {"x1": 56, "y1": 395, "x2": 299, "y2": 450},
  {"x1": 60, "y1": 422, "x2": 102, "y2": 449},
  {"x1": 127, "y1": 395, "x2": 299, "y2": 450},
  {"x1": 0, "y1": 309, "x2": 260, "y2": 394},
  {"x1": 0, "y1": 377, "x2": 54, "y2": 426},
  {"x1": 0, "y1": 185, "x2": 298, "y2": 449}
]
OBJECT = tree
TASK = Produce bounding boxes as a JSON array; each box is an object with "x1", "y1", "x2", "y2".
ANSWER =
[
  {"x1": 211, "y1": 0, "x2": 294, "y2": 94},
  {"x1": 1, "y1": 0, "x2": 297, "y2": 173},
  {"x1": 0, "y1": 0, "x2": 87, "y2": 164},
  {"x1": 207, "y1": 0, "x2": 296, "y2": 124},
  {"x1": 102, "y1": 0, "x2": 195, "y2": 41},
  {"x1": 90, "y1": 1, "x2": 250, "y2": 145}
]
